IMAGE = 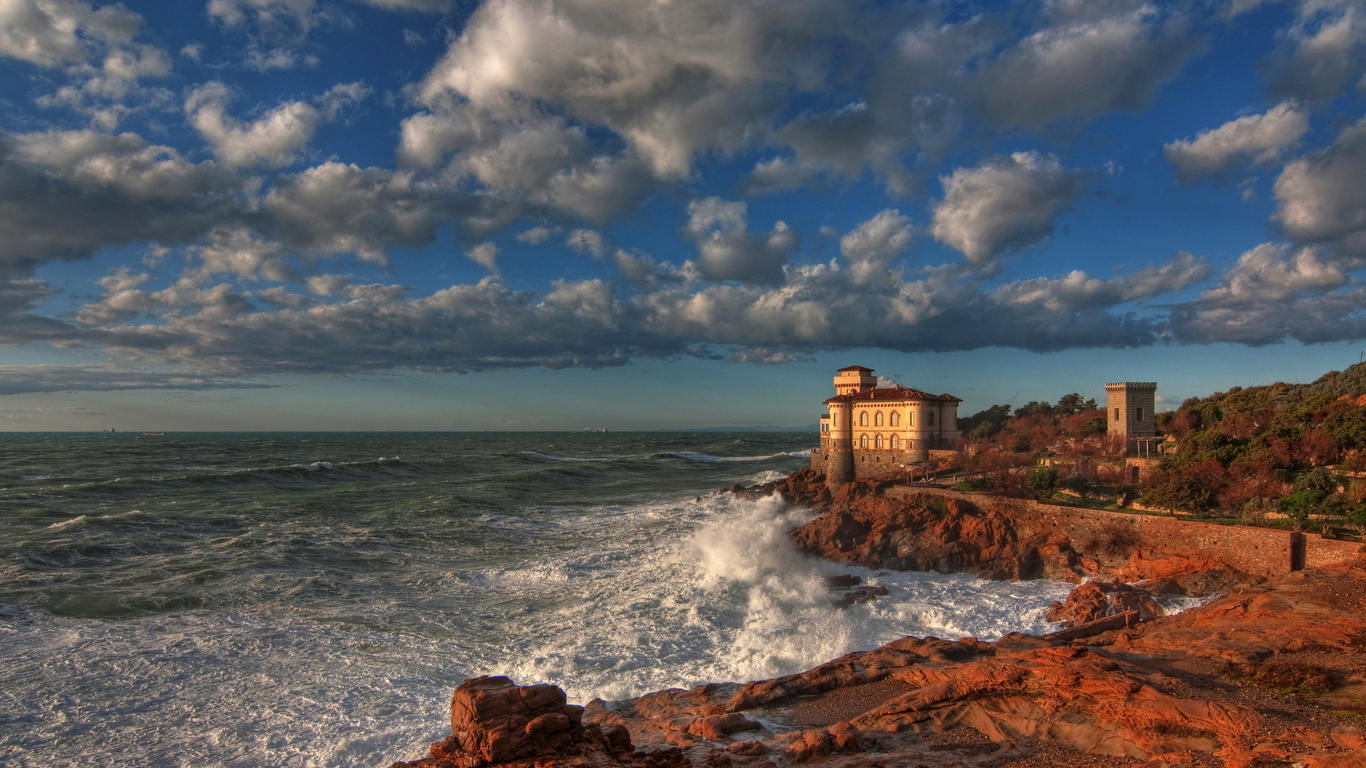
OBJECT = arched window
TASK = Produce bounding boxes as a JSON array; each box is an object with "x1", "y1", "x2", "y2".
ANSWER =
[
  {"x1": 859, "y1": 411, "x2": 868, "y2": 427},
  {"x1": 928, "y1": 411, "x2": 935, "y2": 427},
  {"x1": 874, "y1": 434, "x2": 883, "y2": 448},
  {"x1": 874, "y1": 411, "x2": 883, "y2": 427},
  {"x1": 860, "y1": 434, "x2": 868, "y2": 448},
  {"x1": 908, "y1": 411, "x2": 915, "y2": 427},
  {"x1": 890, "y1": 412, "x2": 899, "y2": 427},
  {"x1": 890, "y1": 434, "x2": 899, "y2": 450}
]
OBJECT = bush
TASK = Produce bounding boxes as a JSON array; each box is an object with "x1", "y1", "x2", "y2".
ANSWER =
[
  {"x1": 1024, "y1": 467, "x2": 1060, "y2": 496},
  {"x1": 1346, "y1": 504, "x2": 1366, "y2": 535},
  {"x1": 1279, "y1": 487, "x2": 1327, "y2": 531},
  {"x1": 1064, "y1": 472, "x2": 1092, "y2": 496},
  {"x1": 1218, "y1": 661, "x2": 1334, "y2": 696}
]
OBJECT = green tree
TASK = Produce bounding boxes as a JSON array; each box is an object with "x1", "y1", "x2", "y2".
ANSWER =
[
  {"x1": 1279, "y1": 488, "x2": 1326, "y2": 531},
  {"x1": 960, "y1": 404, "x2": 1012, "y2": 439}
]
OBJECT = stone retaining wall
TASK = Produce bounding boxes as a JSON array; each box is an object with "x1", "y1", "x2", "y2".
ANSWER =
[{"x1": 886, "y1": 486, "x2": 1364, "y2": 577}]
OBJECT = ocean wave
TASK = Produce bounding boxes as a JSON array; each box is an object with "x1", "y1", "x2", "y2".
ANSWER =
[{"x1": 661, "y1": 449, "x2": 809, "y2": 463}]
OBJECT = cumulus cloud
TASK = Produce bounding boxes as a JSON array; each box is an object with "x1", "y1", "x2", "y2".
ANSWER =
[
  {"x1": 1172, "y1": 244, "x2": 1366, "y2": 345},
  {"x1": 0, "y1": 273, "x2": 75, "y2": 345},
  {"x1": 466, "y1": 241, "x2": 498, "y2": 271},
  {"x1": 929, "y1": 152, "x2": 1087, "y2": 267},
  {"x1": 260, "y1": 161, "x2": 473, "y2": 262},
  {"x1": 185, "y1": 80, "x2": 366, "y2": 169},
  {"x1": 0, "y1": 129, "x2": 242, "y2": 265},
  {"x1": 839, "y1": 209, "x2": 913, "y2": 288},
  {"x1": 974, "y1": 1, "x2": 1201, "y2": 129},
  {"x1": 416, "y1": 0, "x2": 844, "y2": 179},
  {"x1": 566, "y1": 229, "x2": 604, "y2": 258},
  {"x1": 515, "y1": 226, "x2": 560, "y2": 245},
  {"x1": 51, "y1": 210, "x2": 1224, "y2": 384},
  {"x1": 1274, "y1": 117, "x2": 1366, "y2": 244},
  {"x1": 1264, "y1": 1, "x2": 1366, "y2": 102},
  {"x1": 0, "y1": 0, "x2": 141, "y2": 66},
  {"x1": 1164, "y1": 101, "x2": 1309, "y2": 181},
  {"x1": 682, "y1": 197, "x2": 797, "y2": 285},
  {"x1": 1199, "y1": 242, "x2": 1346, "y2": 303}
]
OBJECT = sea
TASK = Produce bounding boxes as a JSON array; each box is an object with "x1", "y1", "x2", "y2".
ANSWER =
[{"x1": 0, "y1": 432, "x2": 1076, "y2": 767}]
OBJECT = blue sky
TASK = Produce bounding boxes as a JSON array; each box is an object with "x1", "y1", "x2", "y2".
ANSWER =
[{"x1": 2, "y1": 0, "x2": 1366, "y2": 431}]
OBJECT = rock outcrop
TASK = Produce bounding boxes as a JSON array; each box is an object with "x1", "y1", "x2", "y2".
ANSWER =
[
  {"x1": 391, "y1": 472, "x2": 1366, "y2": 768},
  {"x1": 391, "y1": 675, "x2": 690, "y2": 768},
  {"x1": 395, "y1": 563, "x2": 1366, "y2": 768},
  {"x1": 767, "y1": 471, "x2": 1258, "y2": 589}
]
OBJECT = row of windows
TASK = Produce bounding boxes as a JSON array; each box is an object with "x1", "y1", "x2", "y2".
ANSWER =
[
  {"x1": 1112, "y1": 407, "x2": 1145, "y2": 421},
  {"x1": 830, "y1": 410, "x2": 943, "y2": 428},
  {"x1": 859, "y1": 434, "x2": 899, "y2": 449}
]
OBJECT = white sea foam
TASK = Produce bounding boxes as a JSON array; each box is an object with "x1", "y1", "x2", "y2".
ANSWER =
[
  {"x1": 46, "y1": 515, "x2": 92, "y2": 531},
  {"x1": 2, "y1": 439, "x2": 1075, "y2": 768},
  {"x1": 497, "y1": 493, "x2": 1072, "y2": 703}
]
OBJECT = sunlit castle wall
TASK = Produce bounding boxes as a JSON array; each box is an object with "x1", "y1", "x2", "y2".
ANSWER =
[{"x1": 813, "y1": 367, "x2": 961, "y2": 488}]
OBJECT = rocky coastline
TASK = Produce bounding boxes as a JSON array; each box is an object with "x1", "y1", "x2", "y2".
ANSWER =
[{"x1": 392, "y1": 471, "x2": 1366, "y2": 768}]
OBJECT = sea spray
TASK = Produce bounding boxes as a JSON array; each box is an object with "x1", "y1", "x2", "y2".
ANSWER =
[{"x1": 0, "y1": 431, "x2": 1077, "y2": 767}]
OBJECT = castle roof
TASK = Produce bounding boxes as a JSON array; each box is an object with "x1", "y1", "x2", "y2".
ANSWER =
[
  {"x1": 825, "y1": 386, "x2": 961, "y2": 405},
  {"x1": 836, "y1": 365, "x2": 874, "y2": 373}
]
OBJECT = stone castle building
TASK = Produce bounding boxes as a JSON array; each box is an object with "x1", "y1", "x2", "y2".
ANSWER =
[
  {"x1": 1105, "y1": 381, "x2": 1158, "y2": 456},
  {"x1": 810, "y1": 366, "x2": 961, "y2": 488}
]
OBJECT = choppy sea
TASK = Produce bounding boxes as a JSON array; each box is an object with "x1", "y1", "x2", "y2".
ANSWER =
[{"x1": 0, "y1": 432, "x2": 1074, "y2": 767}]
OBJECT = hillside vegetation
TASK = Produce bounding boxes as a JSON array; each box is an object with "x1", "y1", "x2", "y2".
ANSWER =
[{"x1": 957, "y1": 362, "x2": 1366, "y2": 535}]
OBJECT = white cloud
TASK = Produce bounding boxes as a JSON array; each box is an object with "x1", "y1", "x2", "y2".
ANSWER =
[
  {"x1": 1275, "y1": 117, "x2": 1366, "y2": 243},
  {"x1": 1200, "y1": 242, "x2": 1345, "y2": 303},
  {"x1": 1171, "y1": 244, "x2": 1366, "y2": 345},
  {"x1": 415, "y1": 0, "x2": 844, "y2": 179},
  {"x1": 839, "y1": 209, "x2": 913, "y2": 288},
  {"x1": 1164, "y1": 101, "x2": 1309, "y2": 181},
  {"x1": 466, "y1": 241, "x2": 498, "y2": 271},
  {"x1": 683, "y1": 197, "x2": 797, "y2": 285},
  {"x1": 261, "y1": 161, "x2": 468, "y2": 262},
  {"x1": 0, "y1": 129, "x2": 242, "y2": 265},
  {"x1": 0, "y1": 0, "x2": 140, "y2": 66},
  {"x1": 185, "y1": 81, "x2": 325, "y2": 169},
  {"x1": 1265, "y1": 1, "x2": 1366, "y2": 102},
  {"x1": 566, "y1": 229, "x2": 604, "y2": 258},
  {"x1": 929, "y1": 152, "x2": 1086, "y2": 267},
  {"x1": 515, "y1": 226, "x2": 560, "y2": 245},
  {"x1": 975, "y1": 1, "x2": 1200, "y2": 129}
]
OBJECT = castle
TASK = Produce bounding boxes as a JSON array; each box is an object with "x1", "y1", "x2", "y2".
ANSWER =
[{"x1": 809, "y1": 366, "x2": 961, "y2": 488}]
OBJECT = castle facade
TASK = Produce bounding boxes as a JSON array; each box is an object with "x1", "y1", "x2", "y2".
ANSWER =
[{"x1": 810, "y1": 365, "x2": 962, "y2": 488}]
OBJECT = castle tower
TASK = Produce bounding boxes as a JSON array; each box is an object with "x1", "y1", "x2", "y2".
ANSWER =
[
  {"x1": 833, "y1": 365, "x2": 876, "y2": 396},
  {"x1": 825, "y1": 399, "x2": 855, "y2": 489},
  {"x1": 1106, "y1": 382, "x2": 1157, "y2": 454}
]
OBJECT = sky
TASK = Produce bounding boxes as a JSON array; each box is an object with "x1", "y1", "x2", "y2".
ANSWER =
[{"x1": 1, "y1": 0, "x2": 1366, "y2": 432}]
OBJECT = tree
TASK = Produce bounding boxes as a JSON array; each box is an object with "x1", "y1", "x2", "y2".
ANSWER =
[
  {"x1": 1014, "y1": 401, "x2": 1055, "y2": 419},
  {"x1": 1140, "y1": 470, "x2": 1217, "y2": 514},
  {"x1": 960, "y1": 404, "x2": 1012, "y2": 439},
  {"x1": 1024, "y1": 467, "x2": 1060, "y2": 497},
  {"x1": 1279, "y1": 488, "x2": 1326, "y2": 531},
  {"x1": 1054, "y1": 393, "x2": 1096, "y2": 416}
]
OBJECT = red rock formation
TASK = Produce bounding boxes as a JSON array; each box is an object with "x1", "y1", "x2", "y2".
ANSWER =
[
  {"x1": 390, "y1": 675, "x2": 690, "y2": 768},
  {"x1": 395, "y1": 563, "x2": 1366, "y2": 767},
  {"x1": 1045, "y1": 580, "x2": 1163, "y2": 627}
]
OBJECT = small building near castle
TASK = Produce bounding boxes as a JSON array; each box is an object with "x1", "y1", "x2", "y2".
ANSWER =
[{"x1": 810, "y1": 366, "x2": 962, "y2": 488}]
